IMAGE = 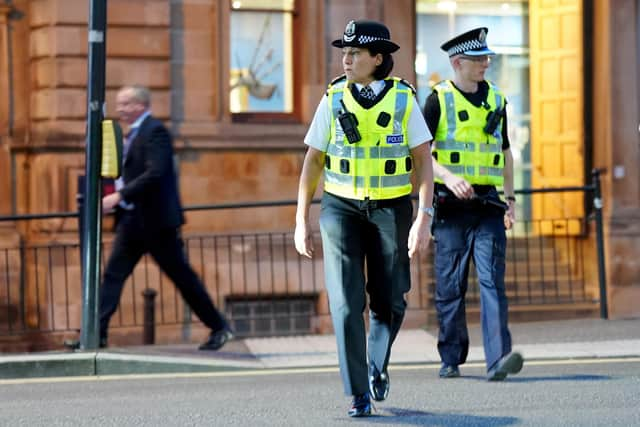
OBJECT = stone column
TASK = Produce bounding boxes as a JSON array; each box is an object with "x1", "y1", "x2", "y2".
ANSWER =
[{"x1": 593, "y1": 0, "x2": 640, "y2": 318}]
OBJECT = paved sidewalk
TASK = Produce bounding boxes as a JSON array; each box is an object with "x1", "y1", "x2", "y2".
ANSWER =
[{"x1": 1, "y1": 318, "x2": 639, "y2": 379}]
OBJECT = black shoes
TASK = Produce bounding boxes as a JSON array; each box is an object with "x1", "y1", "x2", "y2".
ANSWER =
[
  {"x1": 348, "y1": 393, "x2": 371, "y2": 417},
  {"x1": 369, "y1": 368, "x2": 390, "y2": 401},
  {"x1": 199, "y1": 328, "x2": 234, "y2": 351},
  {"x1": 439, "y1": 363, "x2": 460, "y2": 378},
  {"x1": 487, "y1": 352, "x2": 524, "y2": 381},
  {"x1": 99, "y1": 337, "x2": 108, "y2": 349}
]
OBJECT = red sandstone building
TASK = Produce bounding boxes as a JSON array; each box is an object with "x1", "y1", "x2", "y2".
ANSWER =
[{"x1": 0, "y1": 0, "x2": 638, "y2": 347}]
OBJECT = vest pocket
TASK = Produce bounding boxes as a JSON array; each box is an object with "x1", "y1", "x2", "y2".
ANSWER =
[
  {"x1": 385, "y1": 160, "x2": 396, "y2": 174},
  {"x1": 340, "y1": 159, "x2": 350, "y2": 174}
]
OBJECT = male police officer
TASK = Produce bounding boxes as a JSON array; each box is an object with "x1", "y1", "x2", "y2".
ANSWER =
[{"x1": 422, "y1": 28, "x2": 523, "y2": 381}]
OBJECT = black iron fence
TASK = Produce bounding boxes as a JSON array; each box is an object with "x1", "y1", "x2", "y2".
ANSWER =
[{"x1": 0, "y1": 172, "x2": 607, "y2": 348}]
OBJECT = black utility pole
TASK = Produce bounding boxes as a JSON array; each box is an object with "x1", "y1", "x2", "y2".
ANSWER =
[
  {"x1": 592, "y1": 169, "x2": 608, "y2": 320},
  {"x1": 80, "y1": 0, "x2": 107, "y2": 350}
]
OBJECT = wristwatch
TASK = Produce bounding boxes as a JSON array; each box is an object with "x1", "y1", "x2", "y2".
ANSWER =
[{"x1": 419, "y1": 206, "x2": 435, "y2": 216}]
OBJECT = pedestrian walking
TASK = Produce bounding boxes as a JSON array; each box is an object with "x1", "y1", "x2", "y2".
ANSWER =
[
  {"x1": 99, "y1": 85, "x2": 233, "y2": 351},
  {"x1": 294, "y1": 20, "x2": 434, "y2": 417},
  {"x1": 422, "y1": 28, "x2": 523, "y2": 381}
]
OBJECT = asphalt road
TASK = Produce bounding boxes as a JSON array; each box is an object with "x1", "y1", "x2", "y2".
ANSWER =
[{"x1": 1, "y1": 357, "x2": 639, "y2": 426}]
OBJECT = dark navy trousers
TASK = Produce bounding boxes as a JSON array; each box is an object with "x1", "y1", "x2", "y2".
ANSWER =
[
  {"x1": 99, "y1": 212, "x2": 228, "y2": 341},
  {"x1": 433, "y1": 207, "x2": 512, "y2": 372},
  {"x1": 319, "y1": 192, "x2": 412, "y2": 396}
]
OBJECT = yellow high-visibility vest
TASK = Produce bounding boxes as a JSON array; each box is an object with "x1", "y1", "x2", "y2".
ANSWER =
[
  {"x1": 324, "y1": 76, "x2": 414, "y2": 200},
  {"x1": 432, "y1": 80, "x2": 505, "y2": 186}
]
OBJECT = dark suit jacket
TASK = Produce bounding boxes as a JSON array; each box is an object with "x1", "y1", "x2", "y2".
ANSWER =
[{"x1": 118, "y1": 115, "x2": 185, "y2": 231}]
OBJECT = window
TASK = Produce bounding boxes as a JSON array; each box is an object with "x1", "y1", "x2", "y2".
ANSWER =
[
  {"x1": 226, "y1": 296, "x2": 316, "y2": 337},
  {"x1": 229, "y1": 0, "x2": 295, "y2": 120},
  {"x1": 416, "y1": 0, "x2": 531, "y2": 222}
]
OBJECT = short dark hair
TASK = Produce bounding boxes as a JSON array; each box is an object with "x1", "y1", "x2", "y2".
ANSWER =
[{"x1": 372, "y1": 52, "x2": 394, "y2": 80}]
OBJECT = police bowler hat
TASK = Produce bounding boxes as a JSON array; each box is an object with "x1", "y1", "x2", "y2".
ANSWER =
[
  {"x1": 441, "y1": 27, "x2": 495, "y2": 57},
  {"x1": 331, "y1": 20, "x2": 400, "y2": 53}
]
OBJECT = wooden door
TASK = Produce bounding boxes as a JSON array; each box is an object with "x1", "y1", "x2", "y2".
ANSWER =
[{"x1": 529, "y1": 0, "x2": 584, "y2": 235}]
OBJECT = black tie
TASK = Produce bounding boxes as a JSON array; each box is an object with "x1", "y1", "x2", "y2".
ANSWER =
[{"x1": 359, "y1": 85, "x2": 376, "y2": 101}]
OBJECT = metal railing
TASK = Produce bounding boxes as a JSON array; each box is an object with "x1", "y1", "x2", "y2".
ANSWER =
[{"x1": 0, "y1": 171, "x2": 607, "y2": 347}]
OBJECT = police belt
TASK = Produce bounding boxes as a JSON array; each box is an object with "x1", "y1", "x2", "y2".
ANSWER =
[
  {"x1": 435, "y1": 190, "x2": 507, "y2": 212},
  {"x1": 326, "y1": 192, "x2": 411, "y2": 210}
]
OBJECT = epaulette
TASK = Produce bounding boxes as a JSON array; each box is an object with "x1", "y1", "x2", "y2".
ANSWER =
[
  {"x1": 432, "y1": 80, "x2": 451, "y2": 93},
  {"x1": 326, "y1": 74, "x2": 347, "y2": 96},
  {"x1": 328, "y1": 74, "x2": 347, "y2": 88},
  {"x1": 395, "y1": 77, "x2": 417, "y2": 95}
]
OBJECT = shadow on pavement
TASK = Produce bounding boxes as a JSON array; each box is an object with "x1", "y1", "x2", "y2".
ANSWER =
[{"x1": 364, "y1": 407, "x2": 519, "y2": 426}]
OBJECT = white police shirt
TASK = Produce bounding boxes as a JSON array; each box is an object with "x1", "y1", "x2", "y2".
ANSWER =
[{"x1": 304, "y1": 80, "x2": 432, "y2": 151}]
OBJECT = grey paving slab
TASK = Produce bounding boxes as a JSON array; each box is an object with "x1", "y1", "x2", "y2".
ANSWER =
[{"x1": 1, "y1": 318, "x2": 639, "y2": 379}]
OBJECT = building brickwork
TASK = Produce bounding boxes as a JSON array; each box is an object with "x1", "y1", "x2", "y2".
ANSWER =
[{"x1": 0, "y1": 0, "x2": 638, "y2": 348}]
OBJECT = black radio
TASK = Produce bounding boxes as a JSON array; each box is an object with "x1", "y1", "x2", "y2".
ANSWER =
[
  {"x1": 484, "y1": 106, "x2": 505, "y2": 135},
  {"x1": 338, "y1": 99, "x2": 361, "y2": 144}
]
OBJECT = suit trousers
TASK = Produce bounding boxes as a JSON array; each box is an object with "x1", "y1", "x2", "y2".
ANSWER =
[
  {"x1": 319, "y1": 192, "x2": 412, "y2": 396},
  {"x1": 433, "y1": 208, "x2": 512, "y2": 371},
  {"x1": 99, "y1": 212, "x2": 228, "y2": 340}
]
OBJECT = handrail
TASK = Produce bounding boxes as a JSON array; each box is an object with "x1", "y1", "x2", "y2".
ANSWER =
[{"x1": 0, "y1": 184, "x2": 597, "y2": 222}]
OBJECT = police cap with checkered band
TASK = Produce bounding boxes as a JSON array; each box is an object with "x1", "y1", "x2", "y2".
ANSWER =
[
  {"x1": 331, "y1": 20, "x2": 400, "y2": 53},
  {"x1": 441, "y1": 27, "x2": 495, "y2": 57}
]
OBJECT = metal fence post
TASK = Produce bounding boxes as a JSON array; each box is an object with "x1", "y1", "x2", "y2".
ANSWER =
[
  {"x1": 592, "y1": 169, "x2": 608, "y2": 319},
  {"x1": 143, "y1": 289, "x2": 158, "y2": 345}
]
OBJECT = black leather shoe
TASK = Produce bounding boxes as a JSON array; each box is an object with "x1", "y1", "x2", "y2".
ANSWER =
[
  {"x1": 348, "y1": 393, "x2": 371, "y2": 417},
  {"x1": 99, "y1": 337, "x2": 108, "y2": 349},
  {"x1": 63, "y1": 339, "x2": 80, "y2": 350},
  {"x1": 439, "y1": 363, "x2": 460, "y2": 378},
  {"x1": 487, "y1": 352, "x2": 523, "y2": 381},
  {"x1": 199, "y1": 328, "x2": 234, "y2": 351},
  {"x1": 369, "y1": 368, "x2": 390, "y2": 401}
]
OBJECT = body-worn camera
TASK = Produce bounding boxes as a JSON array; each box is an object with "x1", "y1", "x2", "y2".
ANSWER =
[
  {"x1": 484, "y1": 107, "x2": 505, "y2": 135},
  {"x1": 338, "y1": 99, "x2": 361, "y2": 144}
]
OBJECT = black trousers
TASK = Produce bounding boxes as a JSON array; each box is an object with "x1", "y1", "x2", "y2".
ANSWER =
[
  {"x1": 319, "y1": 192, "x2": 412, "y2": 396},
  {"x1": 99, "y1": 213, "x2": 228, "y2": 340}
]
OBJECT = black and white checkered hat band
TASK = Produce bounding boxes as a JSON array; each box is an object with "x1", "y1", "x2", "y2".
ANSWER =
[
  {"x1": 349, "y1": 35, "x2": 388, "y2": 44},
  {"x1": 447, "y1": 39, "x2": 485, "y2": 56}
]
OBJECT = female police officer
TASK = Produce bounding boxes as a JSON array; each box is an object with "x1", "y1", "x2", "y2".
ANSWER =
[{"x1": 294, "y1": 20, "x2": 433, "y2": 417}]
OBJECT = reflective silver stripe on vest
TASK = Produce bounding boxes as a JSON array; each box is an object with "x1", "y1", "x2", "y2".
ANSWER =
[
  {"x1": 478, "y1": 167, "x2": 503, "y2": 177},
  {"x1": 446, "y1": 165, "x2": 502, "y2": 177},
  {"x1": 445, "y1": 165, "x2": 476, "y2": 176},
  {"x1": 434, "y1": 140, "x2": 501, "y2": 153},
  {"x1": 490, "y1": 82, "x2": 503, "y2": 109},
  {"x1": 433, "y1": 140, "x2": 466, "y2": 151},
  {"x1": 479, "y1": 143, "x2": 502, "y2": 153},
  {"x1": 443, "y1": 90, "x2": 456, "y2": 142},
  {"x1": 369, "y1": 174, "x2": 411, "y2": 188},
  {"x1": 393, "y1": 91, "x2": 408, "y2": 133},
  {"x1": 326, "y1": 170, "x2": 411, "y2": 188},
  {"x1": 325, "y1": 170, "x2": 364, "y2": 187},
  {"x1": 331, "y1": 90, "x2": 343, "y2": 119},
  {"x1": 327, "y1": 144, "x2": 366, "y2": 158},
  {"x1": 369, "y1": 145, "x2": 410, "y2": 159},
  {"x1": 329, "y1": 91, "x2": 347, "y2": 145}
]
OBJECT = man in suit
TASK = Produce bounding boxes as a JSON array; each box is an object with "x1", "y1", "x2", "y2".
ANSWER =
[{"x1": 99, "y1": 84, "x2": 232, "y2": 350}]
